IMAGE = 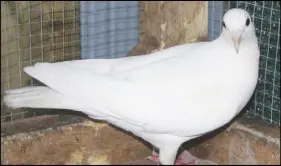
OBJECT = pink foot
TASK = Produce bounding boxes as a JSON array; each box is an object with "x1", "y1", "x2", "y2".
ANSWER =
[{"x1": 146, "y1": 150, "x2": 197, "y2": 165}]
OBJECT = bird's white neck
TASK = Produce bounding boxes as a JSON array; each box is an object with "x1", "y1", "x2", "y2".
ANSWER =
[{"x1": 216, "y1": 31, "x2": 260, "y2": 62}]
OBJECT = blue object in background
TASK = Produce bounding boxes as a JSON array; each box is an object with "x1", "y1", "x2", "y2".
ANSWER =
[
  {"x1": 80, "y1": 1, "x2": 139, "y2": 59},
  {"x1": 208, "y1": 1, "x2": 223, "y2": 41}
]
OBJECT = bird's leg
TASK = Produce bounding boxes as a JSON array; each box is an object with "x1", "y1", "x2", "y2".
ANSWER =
[{"x1": 158, "y1": 145, "x2": 181, "y2": 165}]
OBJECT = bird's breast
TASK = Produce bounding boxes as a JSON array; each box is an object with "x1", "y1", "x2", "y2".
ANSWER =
[{"x1": 231, "y1": 57, "x2": 260, "y2": 113}]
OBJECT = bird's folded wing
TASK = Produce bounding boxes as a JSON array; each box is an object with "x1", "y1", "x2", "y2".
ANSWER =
[{"x1": 23, "y1": 57, "x2": 235, "y2": 137}]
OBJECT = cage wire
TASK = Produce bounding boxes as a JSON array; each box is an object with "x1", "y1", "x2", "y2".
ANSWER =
[
  {"x1": 209, "y1": 1, "x2": 280, "y2": 126},
  {"x1": 1, "y1": 1, "x2": 80, "y2": 123},
  {"x1": 1, "y1": 1, "x2": 139, "y2": 124},
  {"x1": 1, "y1": 1, "x2": 280, "y2": 128}
]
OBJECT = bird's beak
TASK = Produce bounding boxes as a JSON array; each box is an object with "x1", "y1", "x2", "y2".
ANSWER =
[{"x1": 232, "y1": 35, "x2": 242, "y2": 54}]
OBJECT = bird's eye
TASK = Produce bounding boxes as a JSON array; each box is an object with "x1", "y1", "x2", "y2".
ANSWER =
[
  {"x1": 222, "y1": 22, "x2": 226, "y2": 28},
  {"x1": 246, "y1": 18, "x2": 250, "y2": 26}
]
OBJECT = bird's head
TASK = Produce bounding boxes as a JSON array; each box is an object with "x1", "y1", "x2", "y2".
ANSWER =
[{"x1": 221, "y1": 8, "x2": 257, "y2": 54}]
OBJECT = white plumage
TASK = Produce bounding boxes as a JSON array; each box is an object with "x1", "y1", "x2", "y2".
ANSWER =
[{"x1": 3, "y1": 8, "x2": 260, "y2": 165}]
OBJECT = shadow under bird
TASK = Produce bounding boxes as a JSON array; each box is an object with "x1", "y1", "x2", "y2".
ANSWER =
[{"x1": 4, "y1": 8, "x2": 260, "y2": 165}]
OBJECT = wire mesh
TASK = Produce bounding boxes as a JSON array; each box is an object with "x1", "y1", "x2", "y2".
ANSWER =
[
  {"x1": 1, "y1": 1, "x2": 139, "y2": 124},
  {"x1": 80, "y1": 1, "x2": 139, "y2": 59},
  {"x1": 208, "y1": 1, "x2": 280, "y2": 126},
  {"x1": 1, "y1": 1, "x2": 81, "y2": 123}
]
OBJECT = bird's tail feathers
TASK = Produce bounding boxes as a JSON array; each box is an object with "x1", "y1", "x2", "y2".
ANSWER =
[{"x1": 3, "y1": 86, "x2": 70, "y2": 109}]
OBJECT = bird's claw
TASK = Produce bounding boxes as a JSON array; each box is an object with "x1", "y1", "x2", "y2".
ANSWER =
[{"x1": 146, "y1": 151, "x2": 160, "y2": 164}]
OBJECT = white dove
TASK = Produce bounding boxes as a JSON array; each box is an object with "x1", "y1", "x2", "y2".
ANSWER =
[{"x1": 3, "y1": 8, "x2": 260, "y2": 165}]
